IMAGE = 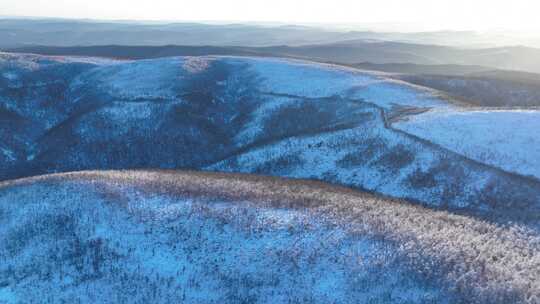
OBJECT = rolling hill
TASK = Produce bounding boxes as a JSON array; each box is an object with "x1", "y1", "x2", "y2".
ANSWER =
[
  {"x1": 9, "y1": 44, "x2": 540, "y2": 110},
  {"x1": 0, "y1": 170, "x2": 538, "y2": 303},
  {"x1": 1, "y1": 53, "x2": 540, "y2": 226}
]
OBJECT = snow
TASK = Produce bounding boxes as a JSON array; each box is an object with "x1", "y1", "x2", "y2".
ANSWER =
[
  {"x1": 1, "y1": 72, "x2": 18, "y2": 81},
  {"x1": 2, "y1": 171, "x2": 539, "y2": 303},
  {"x1": 0, "y1": 179, "x2": 448, "y2": 303},
  {"x1": 395, "y1": 109, "x2": 540, "y2": 180},
  {"x1": 0, "y1": 286, "x2": 18, "y2": 304},
  {"x1": 350, "y1": 79, "x2": 450, "y2": 109},
  {"x1": 1, "y1": 53, "x2": 539, "y2": 215},
  {"x1": 48, "y1": 56, "x2": 123, "y2": 65},
  {"x1": 0, "y1": 148, "x2": 16, "y2": 162},
  {"x1": 0, "y1": 52, "x2": 120, "y2": 67},
  {"x1": 210, "y1": 102, "x2": 502, "y2": 210},
  {"x1": 240, "y1": 57, "x2": 449, "y2": 110},
  {"x1": 80, "y1": 57, "x2": 188, "y2": 101},
  {"x1": 0, "y1": 53, "x2": 41, "y2": 71},
  {"x1": 182, "y1": 56, "x2": 212, "y2": 73},
  {"x1": 233, "y1": 95, "x2": 295, "y2": 146},
  {"x1": 242, "y1": 57, "x2": 374, "y2": 98},
  {"x1": 102, "y1": 102, "x2": 155, "y2": 120},
  {"x1": 1, "y1": 52, "x2": 540, "y2": 303}
]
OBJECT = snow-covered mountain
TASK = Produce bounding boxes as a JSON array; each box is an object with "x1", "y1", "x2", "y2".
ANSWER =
[
  {"x1": 1, "y1": 170, "x2": 538, "y2": 303},
  {"x1": 1, "y1": 53, "x2": 540, "y2": 222},
  {"x1": 395, "y1": 109, "x2": 540, "y2": 180}
]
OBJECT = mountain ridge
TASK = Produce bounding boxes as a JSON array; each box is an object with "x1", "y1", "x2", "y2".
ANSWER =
[
  {"x1": 1, "y1": 169, "x2": 539, "y2": 303},
  {"x1": 2, "y1": 54, "x2": 540, "y2": 226}
]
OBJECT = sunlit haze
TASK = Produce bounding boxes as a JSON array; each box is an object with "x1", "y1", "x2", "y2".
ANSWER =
[{"x1": 3, "y1": 0, "x2": 540, "y2": 32}]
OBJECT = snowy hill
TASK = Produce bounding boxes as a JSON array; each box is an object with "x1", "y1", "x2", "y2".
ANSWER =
[
  {"x1": 0, "y1": 170, "x2": 539, "y2": 303},
  {"x1": 395, "y1": 109, "x2": 540, "y2": 180},
  {"x1": 1, "y1": 53, "x2": 540, "y2": 221}
]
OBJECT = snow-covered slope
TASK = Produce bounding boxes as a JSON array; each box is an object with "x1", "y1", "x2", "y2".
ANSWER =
[
  {"x1": 1, "y1": 53, "x2": 540, "y2": 220},
  {"x1": 0, "y1": 170, "x2": 539, "y2": 303},
  {"x1": 395, "y1": 109, "x2": 540, "y2": 180}
]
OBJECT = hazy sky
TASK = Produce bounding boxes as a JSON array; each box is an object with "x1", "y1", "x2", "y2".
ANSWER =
[{"x1": 3, "y1": 0, "x2": 540, "y2": 32}]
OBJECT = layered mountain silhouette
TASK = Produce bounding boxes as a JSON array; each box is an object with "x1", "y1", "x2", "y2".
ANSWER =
[
  {"x1": 2, "y1": 18, "x2": 540, "y2": 304},
  {"x1": 9, "y1": 42, "x2": 540, "y2": 73}
]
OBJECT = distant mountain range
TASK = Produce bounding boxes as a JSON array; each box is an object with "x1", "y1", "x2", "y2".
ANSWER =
[
  {"x1": 7, "y1": 41, "x2": 540, "y2": 74},
  {"x1": 4, "y1": 18, "x2": 540, "y2": 76},
  {"x1": 0, "y1": 18, "x2": 524, "y2": 48}
]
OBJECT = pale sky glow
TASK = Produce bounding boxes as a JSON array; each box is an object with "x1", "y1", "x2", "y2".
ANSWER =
[{"x1": 3, "y1": 0, "x2": 540, "y2": 32}]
